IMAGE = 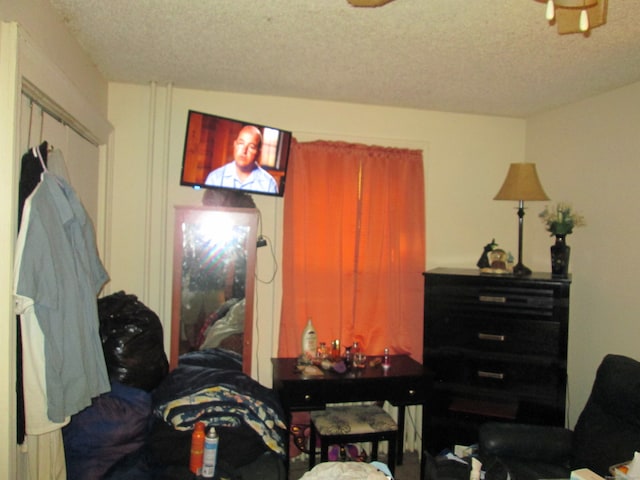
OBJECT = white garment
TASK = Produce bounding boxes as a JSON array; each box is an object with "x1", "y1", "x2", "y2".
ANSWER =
[
  {"x1": 14, "y1": 183, "x2": 70, "y2": 435},
  {"x1": 18, "y1": 431, "x2": 67, "y2": 480},
  {"x1": 200, "y1": 298, "x2": 246, "y2": 350},
  {"x1": 15, "y1": 180, "x2": 68, "y2": 480},
  {"x1": 300, "y1": 462, "x2": 390, "y2": 480}
]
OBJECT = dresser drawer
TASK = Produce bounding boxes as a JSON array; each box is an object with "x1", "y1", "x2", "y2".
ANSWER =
[
  {"x1": 431, "y1": 356, "x2": 562, "y2": 397},
  {"x1": 429, "y1": 315, "x2": 561, "y2": 356},
  {"x1": 429, "y1": 283, "x2": 558, "y2": 313}
]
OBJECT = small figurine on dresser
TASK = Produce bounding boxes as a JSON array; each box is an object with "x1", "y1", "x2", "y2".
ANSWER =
[
  {"x1": 476, "y1": 239, "x2": 498, "y2": 269},
  {"x1": 487, "y1": 248, "x2": 509, "y2": 270},
  {"x1": 477, "y1": 239, "x2": 514, "y2": 274}
]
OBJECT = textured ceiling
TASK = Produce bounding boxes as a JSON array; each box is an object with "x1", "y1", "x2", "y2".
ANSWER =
[{"x1": 48, "y1": 0, "x2": 640, "y2": 118}]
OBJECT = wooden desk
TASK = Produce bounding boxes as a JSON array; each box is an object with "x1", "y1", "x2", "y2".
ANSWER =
[{"x1": 272, "y1": 355, "x2": 431, "y2": 476}]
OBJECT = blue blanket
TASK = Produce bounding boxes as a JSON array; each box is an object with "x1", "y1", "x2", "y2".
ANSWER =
[
  {"x1": 152, "y1": 349, "x2": 286, "y2": 458},
  {"x1": 63, "y1": 381, "x2": 152, "y2": 480}
]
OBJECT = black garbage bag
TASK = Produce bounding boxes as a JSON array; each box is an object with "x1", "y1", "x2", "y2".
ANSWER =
[{"x1": 98, "y1": 291, "x2": 169, "y2": 391}]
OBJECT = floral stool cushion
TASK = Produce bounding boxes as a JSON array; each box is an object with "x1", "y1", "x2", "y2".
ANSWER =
[
  {"x1": 309, "y1": 405, "x2": 398, "y2": 474},
  {"x1": 311, "y1": 405, "x2": 398, "y2": 436}
]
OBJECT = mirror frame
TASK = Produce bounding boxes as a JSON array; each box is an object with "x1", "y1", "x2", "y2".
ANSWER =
[{"x1": 170, "y1": 205, "x2": 258, "y2": 375}]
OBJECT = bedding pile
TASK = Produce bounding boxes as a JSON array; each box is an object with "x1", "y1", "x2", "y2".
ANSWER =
[{"x1": 63, "y1": 292, "x2": 286, "y2": 479}]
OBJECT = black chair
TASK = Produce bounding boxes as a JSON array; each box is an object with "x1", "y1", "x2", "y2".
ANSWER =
[{"x1": 477, "y1": 354, "x2": 640, "y2": 480}]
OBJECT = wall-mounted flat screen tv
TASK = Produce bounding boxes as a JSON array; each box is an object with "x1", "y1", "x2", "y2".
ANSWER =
[{"x1": 180, "y1": 110, "x2": 292, "y2": 197}]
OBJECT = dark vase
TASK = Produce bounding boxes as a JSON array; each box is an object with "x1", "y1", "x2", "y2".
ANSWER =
[{"x1": 550, "y1": 234, "x2": 571, "y2": 276}]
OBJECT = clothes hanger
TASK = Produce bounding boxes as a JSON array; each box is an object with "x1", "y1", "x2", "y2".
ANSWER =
[{"x1": 32, "y1": 146, "x2": 47, "y2": 172}]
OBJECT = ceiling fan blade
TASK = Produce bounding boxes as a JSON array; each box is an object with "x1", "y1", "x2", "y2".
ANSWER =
[{"x1": 347, "y1": 0, "x2": 395, "y2": 7}]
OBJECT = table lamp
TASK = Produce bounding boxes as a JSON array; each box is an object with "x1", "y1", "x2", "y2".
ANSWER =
[{"x1": 494, "y1": 163, "x2": 549, "y2": 276}]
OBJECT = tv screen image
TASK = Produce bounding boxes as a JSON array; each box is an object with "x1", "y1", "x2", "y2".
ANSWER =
[{"x1": 181, "y1": 110, "x2": 292, "y2": 197}]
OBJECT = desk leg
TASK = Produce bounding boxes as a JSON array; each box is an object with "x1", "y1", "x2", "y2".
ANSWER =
[
  {"x1": 396, "y1": 405, "x2": 405, "y2": 465},
  {"x1": 420, "y1": 402, "x2": 427, "y2": 480},
  {"x1": 283, "y1": 410, "x2": 291, "y2": 479}
]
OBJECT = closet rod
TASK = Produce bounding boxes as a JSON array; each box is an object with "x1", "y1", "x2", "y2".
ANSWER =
[{"x1": 21, "y1": 78, "x2": 100, "y2": 147}]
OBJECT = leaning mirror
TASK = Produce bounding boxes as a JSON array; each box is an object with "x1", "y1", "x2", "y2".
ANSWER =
[{"x1": 170, "y1": 205, "x2": 258, "y2": 375}]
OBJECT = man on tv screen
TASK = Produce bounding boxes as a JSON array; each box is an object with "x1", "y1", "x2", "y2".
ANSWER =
[{"x1": 204, "y1": 125, "x2": 278, "y2": 194}]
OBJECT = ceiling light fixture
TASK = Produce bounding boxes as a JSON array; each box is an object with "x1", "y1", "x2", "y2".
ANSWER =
[
  {"x1": 347, "y1": 0, "x2": 395, "y2": 7},
  {"x1": 537, "y1": 0, "x2": 608, "y2": 34}
]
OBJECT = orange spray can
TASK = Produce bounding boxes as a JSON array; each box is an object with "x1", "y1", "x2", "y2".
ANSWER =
[{"x1": 189, "y1": 421, "x2": 206, "y2": 475}]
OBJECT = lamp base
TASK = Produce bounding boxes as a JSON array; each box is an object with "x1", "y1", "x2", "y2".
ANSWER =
[{"x1": 512, "y1": 263, "x2": 532, "y2": 276}]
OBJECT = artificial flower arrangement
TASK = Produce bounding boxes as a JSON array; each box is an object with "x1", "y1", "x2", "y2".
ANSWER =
[{"x1": 539, "y1": 202, "x2": 586, "y2": 236}]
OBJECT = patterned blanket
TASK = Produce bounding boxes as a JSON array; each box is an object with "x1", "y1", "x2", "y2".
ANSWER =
[{"x1": 152, "y1": 349, "x2": 286, "y2": 458}]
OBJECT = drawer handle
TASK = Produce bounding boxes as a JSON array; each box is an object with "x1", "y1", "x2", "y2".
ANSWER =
[
  {"x1": 304, "y1": 394, "x2": 312, "y2": 401},
  {"x1": 477, "y1": 370, "x2": 504, "y2": 380},
  {"x1": 408, "y1": 389, "x2": 416, "y2": 396},
  {"x1": 478, "y1": 333, "x2": 506, "y2": 342},
  {"x1": 479, "y1": 295, "x2": 506, "y2": 303}
]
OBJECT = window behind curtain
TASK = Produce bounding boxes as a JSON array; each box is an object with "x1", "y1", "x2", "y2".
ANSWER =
[{"x1": 278, "y1": 140, "x2": 426, "y2": 361}]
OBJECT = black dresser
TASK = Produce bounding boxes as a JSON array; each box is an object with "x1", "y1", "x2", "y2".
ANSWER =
[{"x1": 423, "y1": 267, "x2": 571, "y2": 452}]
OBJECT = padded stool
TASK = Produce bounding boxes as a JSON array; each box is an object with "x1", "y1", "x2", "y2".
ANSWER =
[{"x1": 309, "y1": 404, "x2": 398, "y2": 475}]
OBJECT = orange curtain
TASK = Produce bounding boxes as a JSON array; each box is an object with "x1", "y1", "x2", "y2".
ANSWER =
[{"x1": 278, "y1": 140, "x2": 426, "y2": 362}]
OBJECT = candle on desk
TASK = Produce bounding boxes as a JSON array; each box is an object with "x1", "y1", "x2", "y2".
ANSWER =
[{"x1": 382, "y1": 347, "x2": 391, "y2": 369}]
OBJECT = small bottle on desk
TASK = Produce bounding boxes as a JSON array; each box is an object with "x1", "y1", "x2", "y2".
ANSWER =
[
  {"x1": 344, "y1": 345, "x2": 352, "y2": 369},
  {"x1": 301, "y1": 317, "x2": 318, "y2": 360},
  {"x1": 382, "y1": 347, "x2": 391, "y2": 369}
]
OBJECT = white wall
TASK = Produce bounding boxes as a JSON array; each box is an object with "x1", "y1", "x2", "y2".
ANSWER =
[
  {"x1": 1, "y1": 0, "x2": 110, "y2": 477},
  {"x1": 107, "y1": 82, "x2": 527, "y2": 386},
  {"x1": 0, "y1": 0, "x2": 108, "y2": 117},
  {"x1": 526, "y1": 81, "x2": 640, "y2": 426},
  {"x1": 108, "y1": 80, "x2": 640, "y2": 433}
]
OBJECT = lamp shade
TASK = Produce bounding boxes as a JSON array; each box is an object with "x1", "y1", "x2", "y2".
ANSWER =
[{"x1": 494, "y1": 163, "x2": 549, "y2": 201}]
